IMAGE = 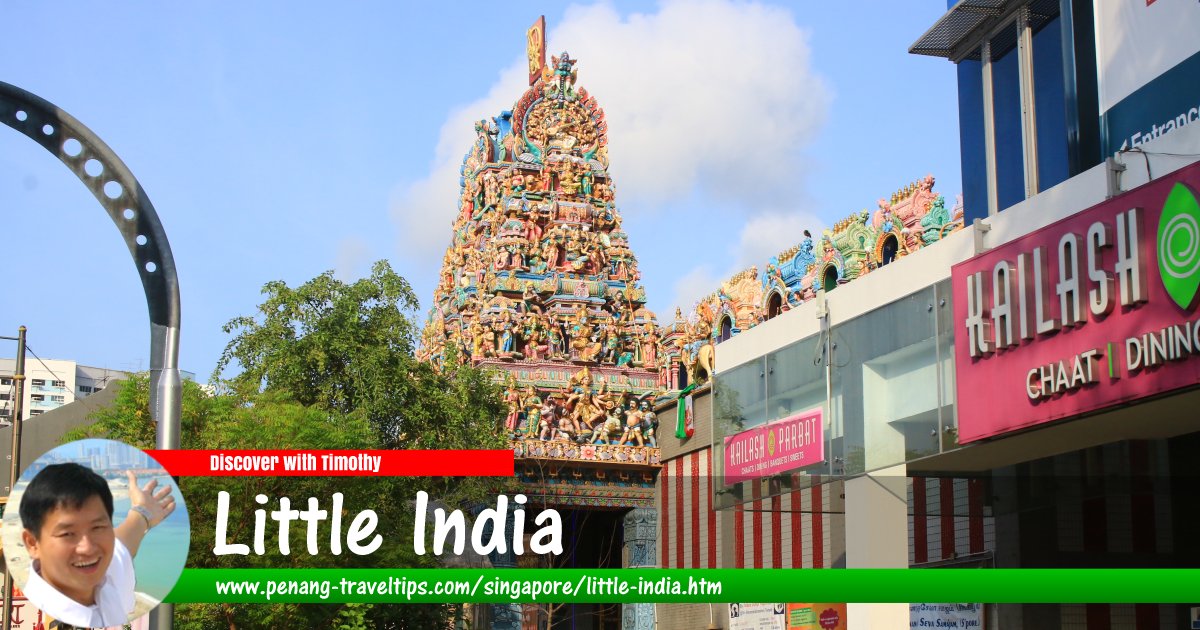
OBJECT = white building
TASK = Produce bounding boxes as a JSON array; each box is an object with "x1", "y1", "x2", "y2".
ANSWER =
[{"x1": 0, "y1": 359, "x2": 129, "y2": 423}]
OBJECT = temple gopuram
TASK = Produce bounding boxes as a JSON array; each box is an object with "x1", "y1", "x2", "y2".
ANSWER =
[
  {"x1": 418, "y1": 45, "x2": 663, "y2": 490},
  {"x1": 417, "y1": 18, "x2": 964, "y2": 630},
  {"x1": 418, "y1": 22, "x2": 663, "y2": 629}
]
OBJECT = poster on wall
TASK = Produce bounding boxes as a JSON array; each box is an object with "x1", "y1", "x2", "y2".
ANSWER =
[
  {"x1": 909, "y1": 603, "x2": 984, "y2": 629},
  {"x1": 1094, "y1": 1, "x2": 1200, "y2": 154},
  {"x1": 787, "y1": 603, "x2": 848, "y2": 630},
  {"x1": 729, "y1": 603, "x2": 787, "y2": 630}
]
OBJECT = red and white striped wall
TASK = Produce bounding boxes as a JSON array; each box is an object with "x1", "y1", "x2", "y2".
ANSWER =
[
  {"x1": 657, "y1": 448, "x2": 834, "y2": 569},
  {"x1": 907, "y1": 477, "x2": 994, "y2": 564},
  {"x1": 1053, "y1": 442, "x2": 1176, "y2": 630},
  {"x1": 658, "y1": 448, "x2": 721, "y2": 568}
]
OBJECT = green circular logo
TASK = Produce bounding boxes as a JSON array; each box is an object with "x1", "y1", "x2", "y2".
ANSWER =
[{"x1": 1158, "y1": 183, "x2": 1200, "y2": 310}]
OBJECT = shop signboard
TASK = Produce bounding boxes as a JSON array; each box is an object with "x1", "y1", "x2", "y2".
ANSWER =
[
  {"x1": 729, "y1": 603, "x2": 786, "y2": 630},
  {"x1": 1095, "y1": 1, "x2": 1200, "y2": 155},
  {"x1": 723, "y1": 407, "x2": 823, "y2": 484},
  {"x1": 952, "y1": 163, "x2": 1200, "y2": 442},
  {"x1": 909, "y1": 603, "x2": 984, "y2": 629}
]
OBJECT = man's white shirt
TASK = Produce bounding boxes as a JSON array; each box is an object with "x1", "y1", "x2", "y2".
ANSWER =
[{"x1": 24, "y1": 538, "x2": 136, "y2": 628}]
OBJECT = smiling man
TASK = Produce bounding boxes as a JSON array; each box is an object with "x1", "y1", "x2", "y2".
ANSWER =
[{"x1": 18, "y1": 463, "x2": 175, "y2": 628}]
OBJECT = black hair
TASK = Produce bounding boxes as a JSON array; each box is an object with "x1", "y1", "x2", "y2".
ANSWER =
[{"x1": 19, "y1": 463, "x2": 114, "y2": 539}]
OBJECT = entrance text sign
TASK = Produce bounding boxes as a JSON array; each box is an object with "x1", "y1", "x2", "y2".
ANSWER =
[
  {"x1": 952, "y1": 163, "x2": 1200, "y2": 442},
  {"x1": 723, "y1": 408, "x2": 823, "y2": 484}
]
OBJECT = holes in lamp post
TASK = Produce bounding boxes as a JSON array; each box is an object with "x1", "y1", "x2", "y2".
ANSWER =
[
  {"x1": 84, "y1": 159, "x2": 103, "y2": 177},
  {"x1": 104, "y1": 181, "x2": 123, "y2": 199}
]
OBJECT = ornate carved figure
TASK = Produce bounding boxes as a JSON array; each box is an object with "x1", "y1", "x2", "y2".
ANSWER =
[
  {"x1": 640, "y1": 402, "x2": 658, "y2": 448},
  {"x1": 504, "y1": 384, "x2": 523, "y2": 433}
]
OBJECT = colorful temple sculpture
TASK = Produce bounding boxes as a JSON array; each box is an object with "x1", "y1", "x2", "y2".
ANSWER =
[
  {"x1": 419, "y1": 45, "x2": 664, "y2": 628},
  {"x1": 659, "y1": 176, "x2": 964, "y2": 392},
  {"x1": 418, "y1": 49, "x2": 663, "y2": 508}
]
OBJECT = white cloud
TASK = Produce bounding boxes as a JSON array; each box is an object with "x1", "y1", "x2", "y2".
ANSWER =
[
  {"x1": 667, "y1": 210, "x2": 826, "y2": 314},
  {"x1": 668, "y1": 264, "x2": 722, "y2": 321},
  {"x1": 552, "y1": 1, "x2": 829, "y2": 207},
  {"x1": 390, "y1": 0, "x2": 829, "y2": 301},
  {"x1": 390, "y1": 62, "x2": 529, "y2": 265},
  {"x1": 731, "y1": 211, "x2": 824, "y2": 270}
]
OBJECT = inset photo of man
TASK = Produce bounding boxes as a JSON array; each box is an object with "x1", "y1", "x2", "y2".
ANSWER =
[{"x1": 2, "y1": 439, "x2": 190, "y2": 629}]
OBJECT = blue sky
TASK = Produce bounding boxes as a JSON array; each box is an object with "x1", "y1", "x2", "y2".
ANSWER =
[{"x1": 0, "y1": 1, "x2": 961, "y2": 378}]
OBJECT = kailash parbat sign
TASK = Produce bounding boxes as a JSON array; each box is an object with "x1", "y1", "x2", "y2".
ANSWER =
[{"x1": 952, "y1": 163, "x2": 1200, "y2": 443}]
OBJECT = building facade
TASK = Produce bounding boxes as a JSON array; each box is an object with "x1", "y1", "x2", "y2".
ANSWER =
[
  {"x1": 0, "y1": 358, "x2": 128, "y2": 423},
  {"x1": 674, "y1": 2, "x2": 1200, "y2": 628}
]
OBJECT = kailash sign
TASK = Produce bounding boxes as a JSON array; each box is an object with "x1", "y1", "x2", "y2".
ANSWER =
[
  {"x1": 952, "y1": 163, "x2": 1200, "y2": 443},
  {"x1": 723, "y1": 407, "x2": 823, "y2": 484}
]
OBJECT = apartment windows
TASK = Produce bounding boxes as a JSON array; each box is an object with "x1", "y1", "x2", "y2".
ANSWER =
[
  {"x1": 50, "y1": 395, "x2": 65, "y2": 403},
  {"x1": 31, "y1": 394, "x2": 44, "y2": 402},
  {"x1": 31, "y1": 379, "x2": 45, "y2": 386},
  {"x1": 51, "y1": 380, "x2": 65, "y2": 387}
]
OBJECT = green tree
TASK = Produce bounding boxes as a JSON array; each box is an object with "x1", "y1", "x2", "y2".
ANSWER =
[
  {"x1": 70, "y1": 262, "x2": 512, "y2": 629},
  {"x1": 215, "y1": 260, "x2": 506, "y2": 453}
]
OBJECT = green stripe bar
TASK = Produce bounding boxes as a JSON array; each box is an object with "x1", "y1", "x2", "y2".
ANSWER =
[{"x1": 166, "y1": 568, "x2": 1200, "y2": 604}]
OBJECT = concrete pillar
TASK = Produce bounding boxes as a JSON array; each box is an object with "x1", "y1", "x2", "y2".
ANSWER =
[
  {"x1": 622, "y1": 508, "x2": 657, "y2": 630},
  {"x1": 844, "y1": 464, "x2": 908, "y2": 629}
]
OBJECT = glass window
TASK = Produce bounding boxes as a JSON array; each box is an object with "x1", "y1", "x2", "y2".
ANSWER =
[
  {"x1": 713, "y1": 360, "x2": 767, "y2": 435},
  {"x1": 31, "y1": 379, "x2": 45, "y2": 386},
  {"x1": 958, "y1": 56, "x2": 987, "y2": 224},
  {"x1": 831, "y1": 287, "x2": 941, "y2": 475},
  {"x1": 1032, "y1": 14, "x2": 1069, "y2": 190},
  {"x1": 713, "y1": 284, "x2": 966, "y2": 508},
  {"x1": 51, "y1": 380, "x2": 65, "y2": 387}
]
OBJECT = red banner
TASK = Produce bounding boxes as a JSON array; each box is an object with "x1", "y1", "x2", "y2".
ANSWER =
[{"x1": 145, "y1": 449, "x2": 514, "y2": 477}]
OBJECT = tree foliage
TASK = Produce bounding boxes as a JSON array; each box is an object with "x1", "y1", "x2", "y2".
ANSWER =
[
  {"x1": 215, "y1": 261, "x2": 506, "y2": 451},
  {"x1": 69, "y1": 262, "x2": 512, "y2": 629}
]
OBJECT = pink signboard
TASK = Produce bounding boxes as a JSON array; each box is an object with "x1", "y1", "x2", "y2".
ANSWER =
[
  {"x1": 952, "y1": 162, "x2": 1200, "y2": 443},
  {"x1": 723, "y1": 407, "x2": 823, "y2": 484}
]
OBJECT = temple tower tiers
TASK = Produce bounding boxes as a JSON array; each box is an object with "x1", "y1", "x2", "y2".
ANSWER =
[{"x1": 420, "y1": 51, "x2": 663, "y2": 467}]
